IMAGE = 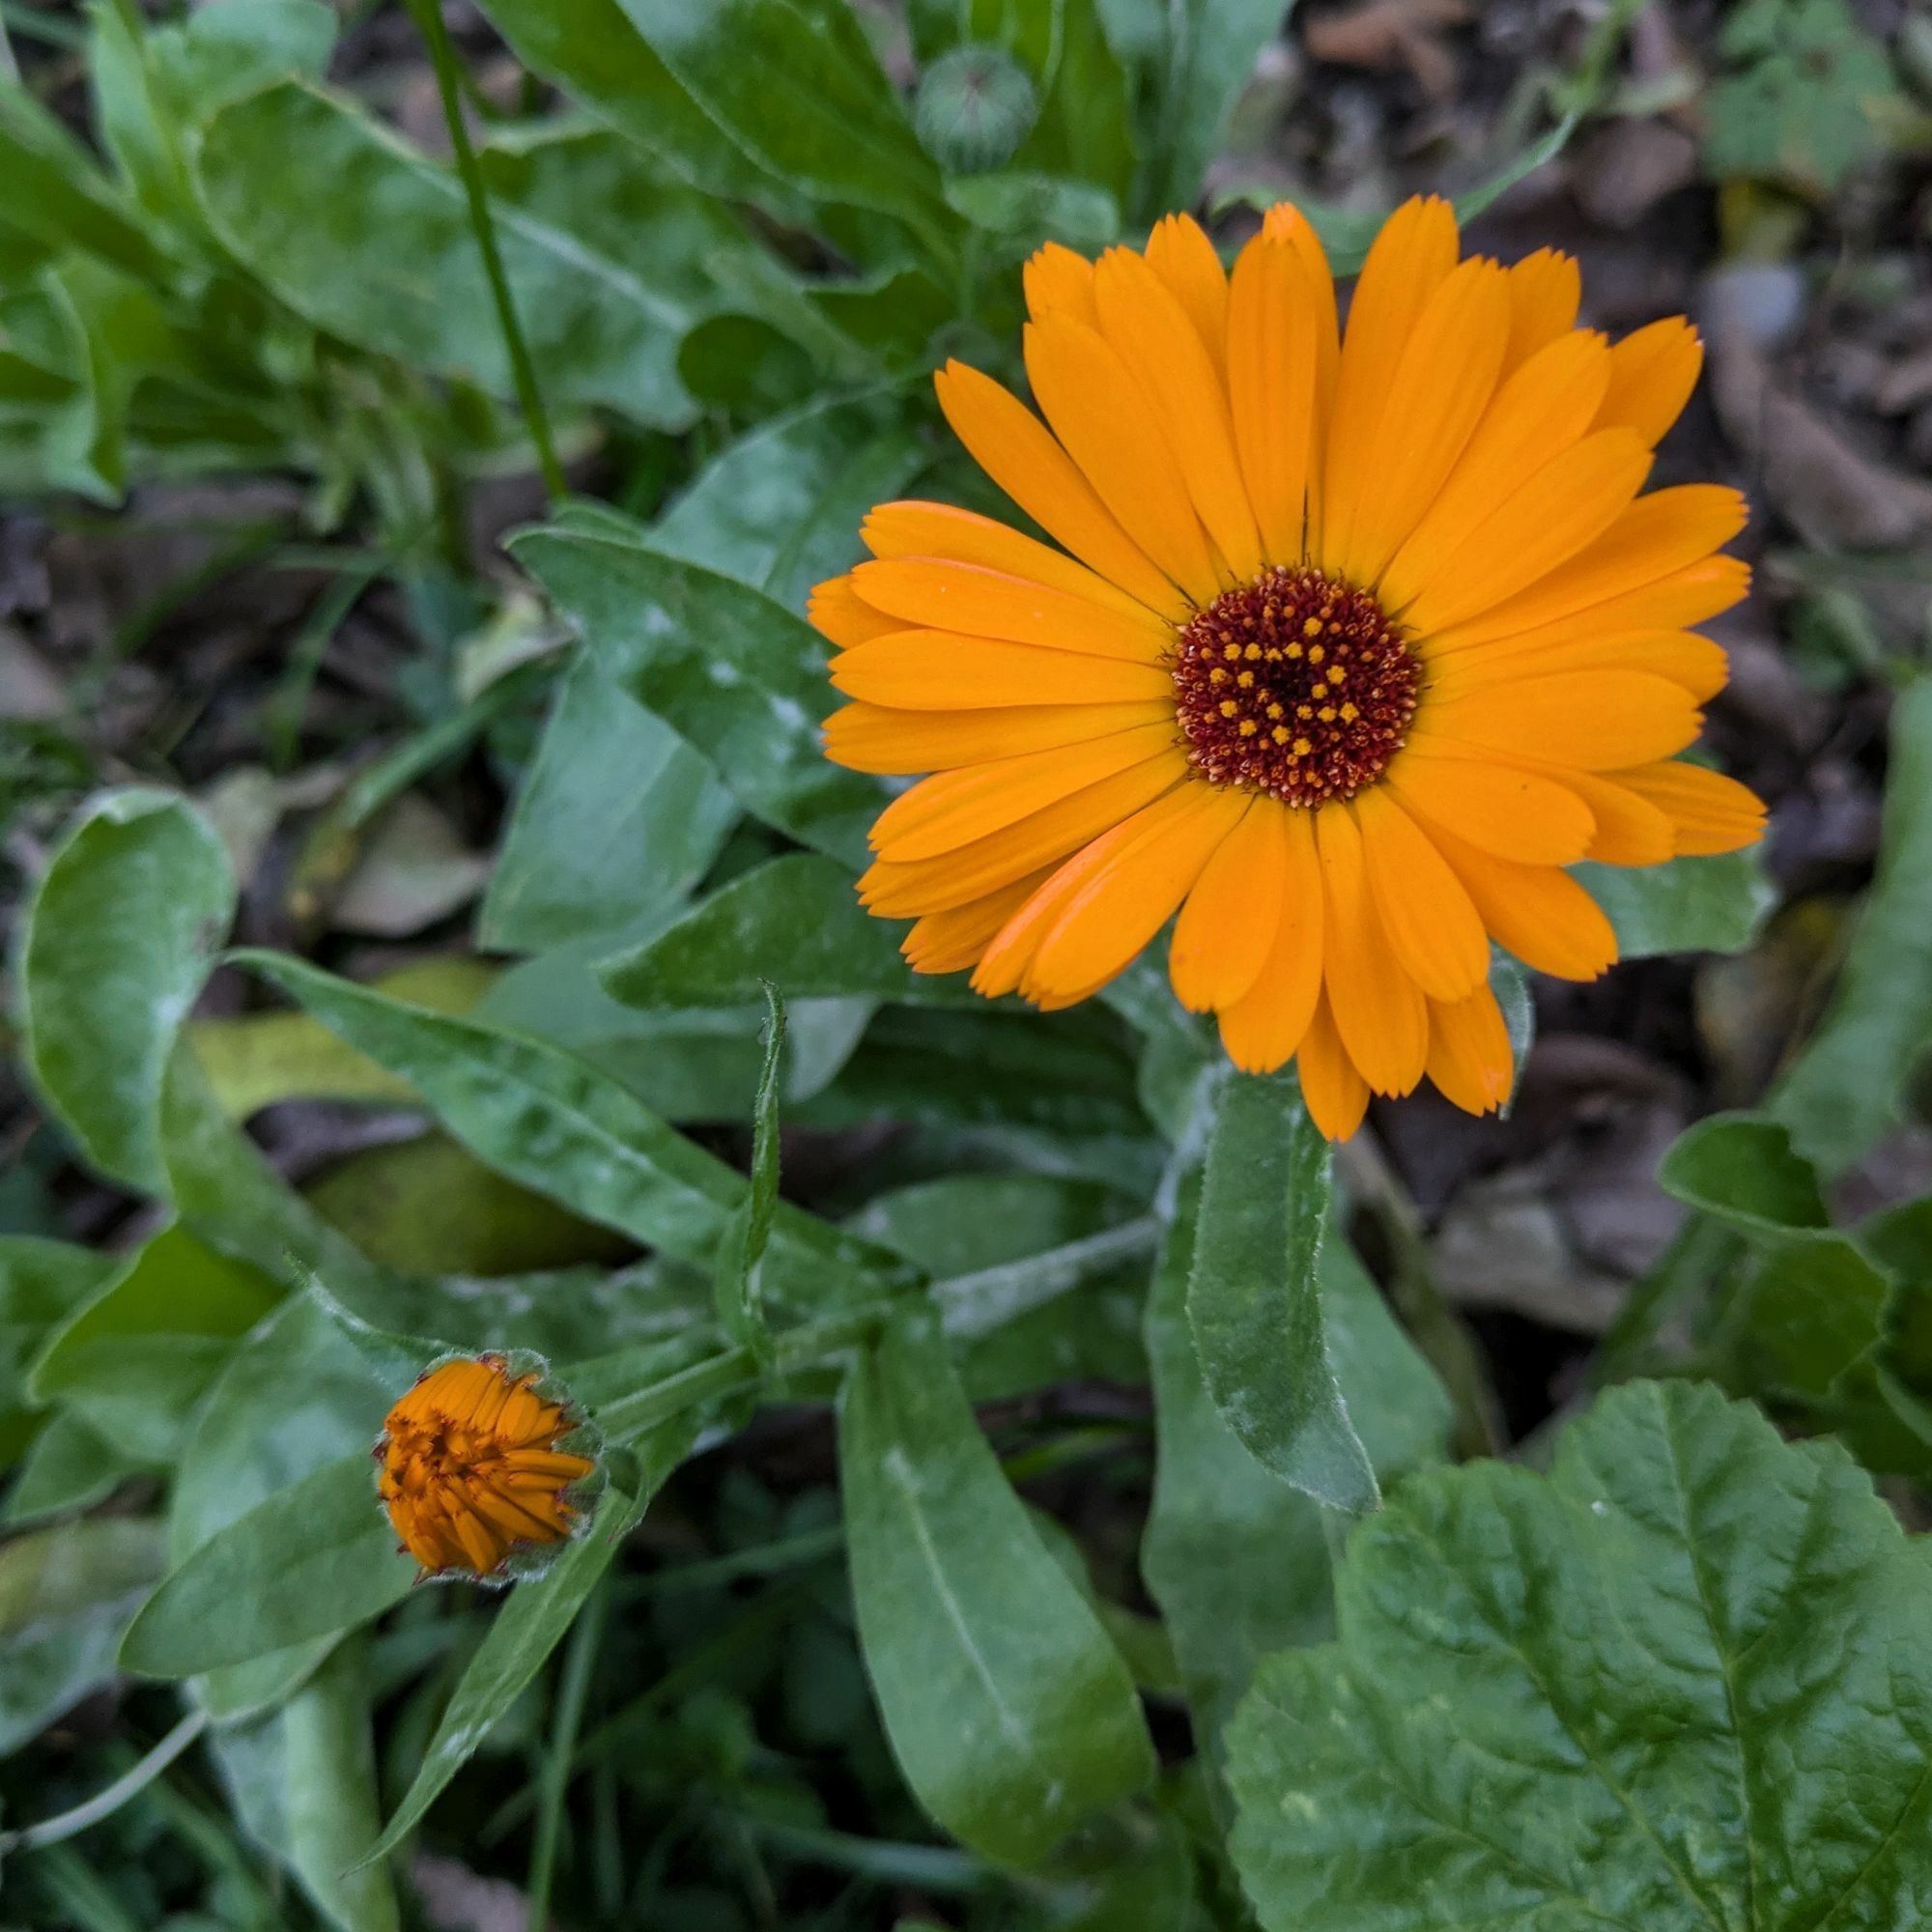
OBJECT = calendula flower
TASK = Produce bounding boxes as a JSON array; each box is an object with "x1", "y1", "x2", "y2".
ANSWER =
[
  {"x1": 813, "y1": 197, "x2": 1765, "y2": 1139},
  {"x1": 377, "y1": 1354, "x2": 596, "y2": 1579}
]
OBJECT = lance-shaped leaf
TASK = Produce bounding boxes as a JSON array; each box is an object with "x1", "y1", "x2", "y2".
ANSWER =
[
  {"x1": 839, "y1": 1307, "x2": 1154, "y2": 1866},
  {"x1": 362, "y1": 1422, "x2": 692, "y2": 1861},
  {"x1": 121, "y1": 1453, "x2": 414, "y2": 1677},
  {"x1": 511, "y1": 527, "x2": 883, "y2": 866},
  {"x1": 233, "y1": 952, "x2": 916, "y2": 1310},
  {"x1": 1771, "y1": 677, "x2": 1932, "y2": 1174},
  {"x1": 601, "y1": 854, "x2": 965, "y2": 1011},
  {"x1": 1185, "y1": 1070, "x2": 1377, "y2": 1514}
]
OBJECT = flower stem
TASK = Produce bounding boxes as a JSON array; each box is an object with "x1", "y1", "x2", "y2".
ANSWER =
[{"x1": 401, "y1": 0, "x2": 566, "y2": 503}]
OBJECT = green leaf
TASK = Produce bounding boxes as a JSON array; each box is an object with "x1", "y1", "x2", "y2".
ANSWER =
[
  {"x1": 1771, "y1": 678, "x2": 1932, "y2": 1175},
  {"x1": 0, "y1": 82, "x2": 165, "y2": 279},
  {"x1": 851, "y1": 1175, "x2": 1150, "y2": 1402},
  {"x1": 27, "y1": 1223, "x2": 280, "y2": 1464},
  {"x1": 479, "y1": 650, "x2": 737, "y2": 952},
  {"x1": 1226, "y1": 1378, "x2": 1932, "y2": 1932},
  {"x1": 944, "y1": 170, "x2": 1120, "y2": 252},
  {"x1": 1185, "y1": 1069, "x2": 1376, "y2": 1515},
  {"x1": 209, "y1": 1636, "x2": 401, "y2": 1932},
  {"x1": 470, "y1": 0, "x2": 804, "y2": 211},
  {"x1": 233, "y1": 952, "x2": 916, "y2": 1311},
  {"x1": 839, "y1": 1307, "x2": 1155, "y2": 1866},
  {"x1": 195, "y1": 81, "x2": 704, "y2": 426},
  {"x1": 1705, "y1": 0, "x2": 1896, "y2": 191},
  {"x1": 1144, "y1": 1078, "x2": 1449, "y2": 1752},
  {"x1": 1659, "y1": 1111, "x2": 1831, "y2": 1236},
  {"x1": 600, "y1": 854, "x2": 963, "y2": 1011},
  {"x1": 648, "y1": 389, "x2": 927, "y2": 610},
  {"x1": 1574, "y1": 848, "x2": 1775, "y2": 958},
  {"x1": 1142, "y1": 0, "x2": 1291, "y2": 213},
  {"x1": 614, "y1": 0, "x2": 954, "y2": 244},
  {"x1": 16, "y1": 787, "x2": 236, "y2": 1193},
  {"x1": 0, "y1": 1518, "x2": 167, "y2": 1754},
  {"x1": 362, "y1": 1424, "x2": 692, "y2": 1862},
  {"x1": 477, "y1": 936, "x2": 874, "y2": 1119},
  {"x1": 0, "y1": 1236, "x2": 114, "y2": 1465},
  {"x1": 1, "y1": 1411, "x2": 142, "y2": 1529},
  {"x1": 511, "y1": 527, "x2": 883, "y2": 866},
  {"x1": 90, "y1": 0, "x2": 336, "y2": 233},
  {"x1": 714, "y1": 985, "x2": 785, "y2": 1358},
  {"x1": 1660, "y1": 1112, "x2": 1893, "y2": 1408},
  {"x1": 156, "y1": 1040, "x2": 397, "y2": 1312},
  {"x1": 1143, "y1": 1167, "x2": 1335, "y2": 1753},
  {"x1": 120, "y1": 1452, "x2": 414, "y2": 1678},
  {"x1": 169, "y1": 1294, "x2": 397, "y2": 1717}
]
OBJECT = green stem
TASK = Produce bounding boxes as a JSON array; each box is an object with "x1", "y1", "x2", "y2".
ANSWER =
[
  {"x1": 526, "y1": 1577, "x2": 611, "y2": 1932},
  {"x1": 0, "y1": 1711, "x2": 209, "y2": 1854},
  {"x1": 401, "y1": 0, "x2": 565, "y2": 502}
]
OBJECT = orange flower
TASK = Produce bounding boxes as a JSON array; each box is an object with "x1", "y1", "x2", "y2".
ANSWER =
[
  {"x1": 377, "y1": 1355, "x2": 596, "y2": 1579},
  {"x1": 814, "y1": 198, "x2": 1765, "y2": 1139}
]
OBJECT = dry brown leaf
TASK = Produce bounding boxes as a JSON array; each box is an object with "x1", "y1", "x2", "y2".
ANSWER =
[
  {"x1": 1711, "y1": 327, "x2": 1932, "y2": 552},
  {"x1": 1303, "y1": 0, "x2": 1470, "y2": 101}
]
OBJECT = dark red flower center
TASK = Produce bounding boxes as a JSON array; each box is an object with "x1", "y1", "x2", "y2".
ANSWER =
[{"x1": 1170, "y1": 565, "x2": 1422, "y2": 806}]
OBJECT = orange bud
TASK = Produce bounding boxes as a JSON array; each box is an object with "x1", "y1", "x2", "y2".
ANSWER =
[{"x1": 376, "y1": 1354, "x2": 596, "y2": 1580}]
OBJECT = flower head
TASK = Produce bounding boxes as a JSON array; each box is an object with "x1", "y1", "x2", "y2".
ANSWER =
[
  {"x1": 814, "y1": 198, "x2": 1766, "y2": 1139},
  {"x1": 377, "y1": 1354, "x2": 596, "y2": 1579}
]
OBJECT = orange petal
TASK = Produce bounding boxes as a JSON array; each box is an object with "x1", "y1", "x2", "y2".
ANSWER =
[
  {"x1": 1215, "y1": 807, "x2": 1324, "y2": 1071},
  {"x1": 1595, "y1": 318, "x2": 1702, "y2": 447},
  {"x1": 1386, "y1": 744, "x2": 1596, "y2": 865},
  {"x1": 1227, "y1": 234, "x2": 1321, "y2": 566},
  {"x1": 1024, "y1": 311, "x2": 1222, "y2": 604},
  {"x1": 1615, "y1": 759, "x2": 1767, "y2": 855},
  {"x1": 1379, "y1": 328, "x2": 1611, "y2": 615},
  {"x1": 1426, "y1": 982, "x2": 1515, "y2": 1117},
  {"x1": 868, "y1": 721, "x2": 1182, "y2": 861},
  {"x1": 831, "y1": 632, "x2": 1175, "y2": 708},
  {"x1": 1431, "y1": 558, "x2": 1751, "y2": 668},
  {"x1": 1260, "y1": 203, "x2": 1341, "y2": 412},
  {"x1": 1419, "y1": 669, "x2": 1701, "y2": 770},
  {"x1": 1024, "y1": 783, "x2": 1250, "y2": 1002},
  {"x1": 824, "y1": 698, "x2": 1173, "y2": 775},
  {"x1": 1552, "y1": 768, "x2": 1676, "y2": 867},
  {"x1": 849, "y1": 556, "x2": 1168, "y2": 662},
  {"x1": 1333, "y1": 255, "x2": 1510, "y2": 585},
  {"x1": 1396, "y1": 429, "x2": 1654, "y2": 638},
  {"x1": 934, "y1": 360, "x2": 1190, "y2": 619},
  {"x1": 1430, "y1": 827, "x2": 1618, "y2": 981},
  {"x1": 1024, "y1": 242, "x2": 1097, "y2": 326},
  {"x1": 904, "y1": 867, "x2": 1055, "y2": 975},
  {"x1": 1499, "y1": 248, "x2": 1580, "y2": 375},
  {"x1": 1146, "y1": 213, "x2": 1230, "y2": 376},
  {"x1": 1094, "y1": 245, "x2": 1264, "y2": 582},
  {"x1": 1170, "y1": 794, "x2": 1286, "y2": 1011},
  {"x1": 859, "y1": 751, "x2": 1187, "y2": 915},
  {"x1": 861, "y1": 500, "x2": 1165, "y2": 625},
  {"x1": 1295, "y1": 992, "x2": 1370, "y2": 1140},
  {"x1": 810, "y1": 574, "x2": 902, "y2": 647},
  {"x1": 1321, "y1": 196, "x2": 1461, "y2": 577},
  {"x1": 1427, "y1": 628, "x2": 1729, "y2": 704},
  {"x1": 1352, "y1": 787, "x2": 1491, "y2": 1002},
  {"x1": 1426, "y1": 484, "x2": 1749, "y2": 651},
  {"x1": 1315, "y1": 802, "x2": 1429, "y2": 1095}
]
